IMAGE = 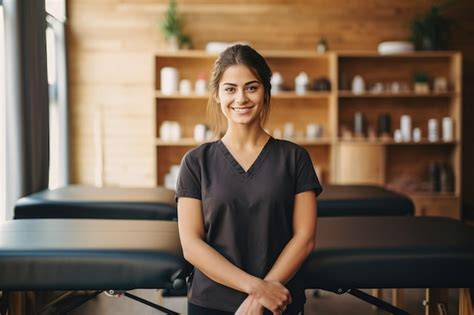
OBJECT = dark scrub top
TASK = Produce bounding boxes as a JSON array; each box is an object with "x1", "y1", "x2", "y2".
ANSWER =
[{"x1": 175, "y1": 136, "x2": 323, "y2": 313}]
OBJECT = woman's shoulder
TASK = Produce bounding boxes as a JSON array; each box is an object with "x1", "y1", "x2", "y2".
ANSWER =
[
  {"x1": 183, "y1": 140, "x2": 220, "y2": 161},
  {"x1": 272, "y1": 138, "x2": 308, "y2": 154}
]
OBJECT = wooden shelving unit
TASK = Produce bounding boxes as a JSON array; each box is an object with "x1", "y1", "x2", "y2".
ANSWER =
[{"x1": 155, "y1": 50, "x2": 462, "y2": 219}]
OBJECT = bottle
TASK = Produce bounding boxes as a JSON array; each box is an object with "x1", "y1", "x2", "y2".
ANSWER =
[
  {"x1": 160, "y1": 67, "x2": 179, "y2": 95},
  {"x1": 428, "y1": 119, "x2": 438, "y2": 142},
  {"x1": 295, "y1": 72, "x2": 309, "y2": 95},
  {"x1": 400, "y1": 115, "x2": 412, "y2": 142},
  {"x1": 442, "y1": 117, "x2": 454, "y2": 142}
]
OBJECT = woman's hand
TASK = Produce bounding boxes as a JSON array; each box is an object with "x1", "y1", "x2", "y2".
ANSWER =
[
  {"x1": 235, "y1": 295, "x2": 264, "y2": 315},
  {"x1": 248, "y1": 279, "x2": 292, "y2": 314}
]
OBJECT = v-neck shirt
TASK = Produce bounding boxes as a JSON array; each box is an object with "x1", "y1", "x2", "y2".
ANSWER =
[
  {"x1": 175, "y1": 136, "x2": 323, "y2": 312},
  {"x1": 217, "y1": 136, "x2": 272, "y2": 177}
]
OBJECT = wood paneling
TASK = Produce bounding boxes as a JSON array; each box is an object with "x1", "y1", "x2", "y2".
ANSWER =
[{"x1": 68, "y1": 0, "x2": 474, "y2": 209}]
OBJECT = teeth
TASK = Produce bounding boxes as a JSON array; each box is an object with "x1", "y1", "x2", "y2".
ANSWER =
[{"x1": 232, "y1": 107, "x2": 252, "y2": 112}]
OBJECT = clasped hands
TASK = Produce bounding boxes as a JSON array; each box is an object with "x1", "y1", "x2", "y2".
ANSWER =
[{"x1": 235, "y1": 279, "x2": 292, "y2": 315}]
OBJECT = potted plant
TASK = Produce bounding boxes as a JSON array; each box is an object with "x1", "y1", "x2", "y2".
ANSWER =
[
  {"x1": 414, "y1": 71, "x2": 430, "y2": 94},
  {"x1": 160, "y1": 0, "x2": 182, "y2": 50},
  {"x1": 410, "y1": 3, "x2": 454, "y2": 50}
]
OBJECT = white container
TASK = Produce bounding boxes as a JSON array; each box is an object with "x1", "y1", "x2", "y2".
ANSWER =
[
  {"x1": 170, "y1": 122, "x2": 182, "y2": 141},
  {"x1": 442, "y1": 117, "x2": 454, "y2": 142},
  {"x1": 160, "y1": 67, "x2": 179, "y2": 95},
  {"x1": 306, "y1": 124, "x2": 322, "y2": 139},
  {"x1": 400, "y1": 115, "x2": 411, "y2": 142},
  {"x1": 295, "y1": 72, "x2": 309, "y2": 95},
  {"x1": 394, "y1": 129, "x2": 402, "y2": 143},
  {"x1": 271, "y1": 72, "x2": 283, "y2": 94},
  {"x1": 194, "y1": 124, "x2": 208, "y2": 142},
  {"x1": 179, "y1": 80, "x2": 192, "y2": 95},
  {"x1": 351, "y1": 75, "x2": 365, "y2": 95},
  {"x1": 273, "y1": 128, "x2": 282, "y2": 139},
  {"x1": 377, "y1": 41, "x2": 414, "y2": 55},
  {"x1": 160, "y1": 121, "x2": 172, "y2": 142},
  {"x1": 413, "y1": 128, "x2": 422, "y2": 142},
  {"x1": 428, "y1": 119, "x2": 439, "y2": 142},
  {"x1": 195, "y1": 79, "x2": 207, "y2": 95},
  {"x1": 283, "y1": 122, "x2": 295, "y2": 139}
]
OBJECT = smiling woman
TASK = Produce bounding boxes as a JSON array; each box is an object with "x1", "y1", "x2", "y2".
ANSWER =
[{"x1": 176, "y1": 45, "x2": 322, "y2": 315}]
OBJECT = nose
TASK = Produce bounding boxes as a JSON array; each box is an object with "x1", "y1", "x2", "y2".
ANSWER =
[{"x1": 235, "y1": 91, "x2": 248, "y2": 105}]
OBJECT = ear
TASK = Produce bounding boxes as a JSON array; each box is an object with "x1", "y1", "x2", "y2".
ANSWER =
[{"x1": 213, "y1": 93, "x2": 220, "y2": 104}]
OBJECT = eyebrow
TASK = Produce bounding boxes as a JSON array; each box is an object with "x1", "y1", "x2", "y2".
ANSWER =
[{"x1": 222, "y1": 80, "x2": 260, "y2": 86}]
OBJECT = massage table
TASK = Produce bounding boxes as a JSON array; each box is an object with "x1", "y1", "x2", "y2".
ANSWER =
[
  {"x1": 1, "y1": 217, "x2": 473, "y2": 315},
  {"x1": 14, "y1": 185, "x2": 177, "y2": 220},
  {"x1": 14, "y1": 184, "x2": 414, "y2": 219}
]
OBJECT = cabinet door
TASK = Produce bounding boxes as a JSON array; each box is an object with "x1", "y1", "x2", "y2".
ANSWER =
[
  {"x1": 334, "y1": 143, "x2": 385, "y2": 185},
  {"x1": 411, "y1": 195, "x2": 460, "y2": 219}
]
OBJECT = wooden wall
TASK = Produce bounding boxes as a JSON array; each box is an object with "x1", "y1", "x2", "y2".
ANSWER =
[{"x1": 68, "y1": 0, "x2": 474, "y2": 211}]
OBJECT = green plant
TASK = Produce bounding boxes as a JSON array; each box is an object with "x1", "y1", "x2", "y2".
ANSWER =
[
  {"x1": 410, "y1": 3, "x2": 455, "y2": 50},
  {"x1": 414, "y1": 71, "x2": 429, "y2": 83},
  {"x1": 161, "y1": 0, "x2": 182, "y2": 39}
]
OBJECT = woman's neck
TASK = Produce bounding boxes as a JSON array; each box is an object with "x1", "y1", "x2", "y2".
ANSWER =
[{"x1": 221, "y1": 124, "x2": 269, "y2": 150}]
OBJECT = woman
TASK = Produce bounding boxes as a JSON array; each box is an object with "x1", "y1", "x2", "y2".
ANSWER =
[{"x1": 176, "y1": 44, "x2": 322, "y2": 315}]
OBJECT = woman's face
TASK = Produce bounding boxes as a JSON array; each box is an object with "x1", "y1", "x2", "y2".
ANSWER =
[{"x1": 217, "y1": 64, "x2": 265, "y2": 127}]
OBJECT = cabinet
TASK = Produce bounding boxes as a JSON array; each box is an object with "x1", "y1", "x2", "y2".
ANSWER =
[{"x1": 154, "y1": 50, "x2": 462, "y2": 218}]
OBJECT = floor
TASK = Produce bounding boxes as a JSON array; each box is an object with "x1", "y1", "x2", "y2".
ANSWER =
[{"x1": 66, "y1": 288, "x2": 461, "y2": 314}]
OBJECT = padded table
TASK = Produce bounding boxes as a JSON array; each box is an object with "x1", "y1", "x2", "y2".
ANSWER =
[
  {"x1": 14, "y1": 185, "x2": 177, "y2": 220},
  {"x1": 14, "y1": 184, "x2": 414, "y2": 221},
  {"x1": 317, "y1": 185, "x2": 414, "y2": 217},
  {"x1": 0, "y1": 216, "x2": 473, "y2": 314}
]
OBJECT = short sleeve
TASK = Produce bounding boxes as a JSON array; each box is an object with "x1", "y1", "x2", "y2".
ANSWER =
[
  {"x1": 295, "y1": 148, "x2": 323, "y2": 197},
  {"x1": 175, "y1": 152, "x2": 202, "y2": 203}
]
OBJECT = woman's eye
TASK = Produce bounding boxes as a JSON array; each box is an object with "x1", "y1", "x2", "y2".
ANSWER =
[
  {"x1": 247, "y1": 85, "x2": 258, "y2": 92},
  {"x1": 224, "y1": 87, "x2": 235, "y2": 93}
]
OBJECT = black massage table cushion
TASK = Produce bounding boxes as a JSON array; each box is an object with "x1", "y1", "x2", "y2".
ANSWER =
[
  {"x1": 317, "y1": 185, "x2": 414, "y2": 217},
  {"x1": 14, "y1": 185, "x2": 177, "y2": 220}
]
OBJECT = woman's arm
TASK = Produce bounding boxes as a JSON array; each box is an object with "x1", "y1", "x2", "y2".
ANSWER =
[
  {"x1": 263, "y1": 190, "x2": 317, "y2": 284},
  {"x1": 179, "y1": 197, "x2": 292, "y2": 313}
]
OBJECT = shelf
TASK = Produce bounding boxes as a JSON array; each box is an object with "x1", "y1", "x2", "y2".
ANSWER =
[
  {"x1": 156, "y1": 137, "x2": 332, "y2": 147},
  {"x1": 156, "y1": 138, "x2": 209, "y2": 146},
  {"x1": 338, "y1": 138, "x2": 457, "y2": 145},
  {"x1": 338, "y1": 91, "x2": 456, "y2": 98},
  {"x1": 156, "y1": 91, "x2": 332, "y2": 99},
  {"x1": 155, "y1": 50, "x2": 332, "y2": 59},
  {"x1": 155, "y1": 91, "x2": 209, "y2": 99},
  {"x1": 337, "y1": 51, "x2": 459, "y2": 58},
  {"x1": 406, "y1": 191, "x2": 459, "y2": 198}
]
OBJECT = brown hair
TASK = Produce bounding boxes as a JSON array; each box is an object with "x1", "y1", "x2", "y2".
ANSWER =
[{"x1": 207, "y1": 44, "x2": 272, "y2": 137}]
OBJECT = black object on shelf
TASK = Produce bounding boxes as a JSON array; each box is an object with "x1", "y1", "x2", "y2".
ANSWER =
[
  {"x1": 313, "y1": 77, "x2": 331, "y2": 91},
  {"x1": 429, "y1": 161, "x2": 441, "y2": 193},
  {"x1": 354, "y1": 112, "x2": 366, "y2": 137},
  {"x1": 378, "y1": 113, "x2": 392, "y2": 137}
]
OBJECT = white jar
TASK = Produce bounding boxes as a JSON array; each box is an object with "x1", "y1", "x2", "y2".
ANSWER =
[
  {"x1": 295, "y1": 72, "x2": 309, "y2": 95},
  {"x1": 394, "y1": 129, "x2": 402, "y2": 143},
  {"x1": 400, "y1": 115, "x2": 412, "y2": 142},
  {"x1": 413, "y1": 128, "x2": 422, "y2": 142},
  {"x1": 442, "y1": 117, "x2": 454, "y2": 142},
  {"x1": 160, "y1": 67, "x2": 179, "y2": 95},
  {"x1": 170, "y1": 122, "x2": 182, "y2": 141},
  {"x1": 271, "y1": 72, "x2": 283, "y2": 94},
  {"x1": 179, "y1": 80, "x2": 192, "y2": 95},
  {"x1": 160, "y1": 121, "x2": 172, "y2": 142},
  {"x1": 351, "y1": 75, "x2": 365, "y2": 95},
  {"x1": 195, "y1": 79, "x2": 207, "y2": 95},
  {"x1": 194, "y1": 124, "x2": 208, "y2": 143},
  {"x1": 283, "y1": 122, "x2": 295, "y2": 139},
  {"x1": 428, "y1": 119, "x2": 439, "y2": 142}
]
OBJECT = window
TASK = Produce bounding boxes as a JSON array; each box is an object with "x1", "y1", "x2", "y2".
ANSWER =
[
  {"x1": 46, "y1": 0, "x2": 67, "y2": 189},
  {"x1": 0, "y1": 3, "x2": 6, "y2": 221}
]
